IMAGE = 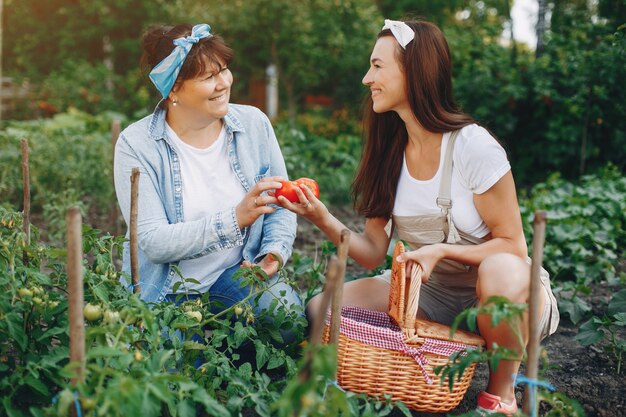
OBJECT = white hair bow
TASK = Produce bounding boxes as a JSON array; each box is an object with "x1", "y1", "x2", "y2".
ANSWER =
[{"x1": 382, "y1": 19, "x2": 414, "y2": 49}]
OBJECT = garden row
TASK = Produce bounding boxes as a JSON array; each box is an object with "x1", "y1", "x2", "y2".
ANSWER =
[{"x1": 0, "y1": 112, "x2": 624, "y2": 416}]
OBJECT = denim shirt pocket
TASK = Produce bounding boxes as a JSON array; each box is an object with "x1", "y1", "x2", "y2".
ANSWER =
[{"x1": 254, "y1": 166, "x2": 270, "y2": 183}]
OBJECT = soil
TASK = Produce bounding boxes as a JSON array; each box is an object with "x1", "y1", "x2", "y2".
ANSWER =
[{"x1": 293, "y1": 206, "x2": 626, "y2": 417}]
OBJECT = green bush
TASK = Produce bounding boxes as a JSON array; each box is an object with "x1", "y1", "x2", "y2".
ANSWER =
[
  {"x1": 276, "y1": 122, "x2": 361, "y2": 206},
  {"x1": 520, "y1": 164, "x2": 626, "y2": 286},
  {"x1": 0, "y1": 110, "x2": 123, "y2": 241}
]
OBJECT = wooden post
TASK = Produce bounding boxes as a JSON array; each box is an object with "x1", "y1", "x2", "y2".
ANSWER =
[
  {"x1": 130, "y1": 168, "x2": 140, "y2": 294},
  {"x1": 67, "y1": 207, "x2": 85, "y2": 386},
  {"x1": 21, "y1": 139, "x2": 30, "y2": 266},
  {"x1": 329, "y1": 229, "x2": 350, "y2": 346},
  {"x1": 309, "y1": 256, "x2": 339, "y2": 344},
  {"x1": 524, "y1": 211, "x2": 547, "y2": 417},
  {"x1": 110, "y1": 120, "x2": 122, "y2": 237}
]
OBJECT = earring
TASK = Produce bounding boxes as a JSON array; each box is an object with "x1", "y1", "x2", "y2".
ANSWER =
[{"x1": 172, "y1": 100, "x2": 178, "y2": 107}]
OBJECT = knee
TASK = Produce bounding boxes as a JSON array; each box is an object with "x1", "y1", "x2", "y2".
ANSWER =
[
  {"x1": 477, "y1": 253, "x2": 529, "y2": 303},
  {"x1": 305, "y1": 292, "x2": 324, "y2": 323}
]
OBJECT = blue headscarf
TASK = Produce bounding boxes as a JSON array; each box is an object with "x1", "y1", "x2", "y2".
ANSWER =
[{"x1": 149, "y1": 24, "x2": 213, "y2": 99}]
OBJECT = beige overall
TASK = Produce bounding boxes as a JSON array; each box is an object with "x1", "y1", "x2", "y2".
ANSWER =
[{"x1": 378, "y1": 130, "x2": 559, "y2": 339}]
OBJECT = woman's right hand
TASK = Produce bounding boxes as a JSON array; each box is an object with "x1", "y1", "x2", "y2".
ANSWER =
[
  {"x1": 275, "y1": 183, "x2": 329, "y2": 227},
  {"x1": 235, "y1": 176, "x2": 284, "y2": 229}
]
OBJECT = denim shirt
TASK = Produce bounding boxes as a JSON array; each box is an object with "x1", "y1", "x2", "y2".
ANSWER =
[{"x1": 113, "y1": 102, "x2": 297, "y2": 303}]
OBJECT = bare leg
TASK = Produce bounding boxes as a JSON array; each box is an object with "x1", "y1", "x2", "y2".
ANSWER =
[
  {"x1": 476, "y1": 253, "x2": 546, "y2": 404},
  {"x1": 306, "y1": 277, "x2": 390, "y2": 328}
]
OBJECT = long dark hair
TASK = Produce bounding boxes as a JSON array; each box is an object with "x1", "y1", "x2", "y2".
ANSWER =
[{"x1": 353, "y1": 20, "x2": 475, "y2": 218}]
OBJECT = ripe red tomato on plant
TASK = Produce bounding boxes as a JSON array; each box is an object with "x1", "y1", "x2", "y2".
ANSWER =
[{"x1": 275, "y1": 178, "x2": 320, "y2": 203}]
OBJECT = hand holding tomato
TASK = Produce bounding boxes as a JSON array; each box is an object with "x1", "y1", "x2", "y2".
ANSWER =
[
  {"x1": 275, "y1": 177, "x2": 330, "y2": 226},
  {"x1": 275, "y1": 178, "x2": 320, "y2": 203},
  {"x1": 235, "y1": 176, "x2": 284, "y2": 229}
]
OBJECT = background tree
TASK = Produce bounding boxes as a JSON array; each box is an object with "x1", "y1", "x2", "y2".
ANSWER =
[{"x1": 180, "y1": 0, "x2": 381, "y2": 120}]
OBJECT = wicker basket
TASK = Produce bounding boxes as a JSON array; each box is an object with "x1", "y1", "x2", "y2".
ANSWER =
[{"x1": 324, "y1": 241, "x2": 485, "y2": 413}]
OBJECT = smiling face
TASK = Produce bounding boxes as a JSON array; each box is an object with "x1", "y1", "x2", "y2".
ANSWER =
[
  {"x1": 169, "y1": 60, "x2": 233, "y2": 123},
  {"x1": 362, "y1": 36, "x2": 408, "y2": 114}
]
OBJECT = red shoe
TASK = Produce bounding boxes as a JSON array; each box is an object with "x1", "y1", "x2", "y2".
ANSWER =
[{"x1": 476, "y1": 391, "x2": 519, "y2": 416}]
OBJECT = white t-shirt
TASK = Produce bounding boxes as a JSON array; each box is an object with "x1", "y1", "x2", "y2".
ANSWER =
[
  {"x1": 165, "y1": 123, "x2": 246, "y2": 293},
  {"x1": 393, "y1": 124, "x2": 510, "y2": 238}
]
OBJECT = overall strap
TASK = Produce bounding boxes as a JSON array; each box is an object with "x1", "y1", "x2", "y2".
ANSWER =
[{"x1": 436, "y1": 130, "x2": 461, "y2": 243}]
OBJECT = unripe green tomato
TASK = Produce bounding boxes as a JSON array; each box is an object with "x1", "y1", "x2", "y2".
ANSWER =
[
  {"x1": 83, "y1": 304, "x2": 102, "y2": 321},
  {"x1": 103, "y1": 310, "x2": 120, "y2": 324},
  {"x1": 234, "y1": 306, "x2": 244, "y2": 316},
  {"x1": 182, "y1": 304, "x2": 194, "y2": 312},
  {"x1": 134, "y1": 351, "x2": 143, "y2": 361},
  {"x1": 47, "y1": 300, "x2": 60, "y2": 309},
  {"x1": 31, "y1": 286, "x2": 44, "y2": 295},
  {"x1": 32, "y1": 297, "x2": 43, "y2": 305},
  {"x1": 17, "y1": 288, "x2": 33, "y2": 298},
  {"x1": 81, "y1": 397, "x2": 97, "y2": 411},
  {"x1": 185, "y1": 310, "x2": 202, "y2": 322}
]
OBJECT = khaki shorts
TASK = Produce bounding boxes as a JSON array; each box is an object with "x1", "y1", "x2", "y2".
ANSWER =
[{"x1": 373, "y1": 268, "x2": 557, "y2": 339}]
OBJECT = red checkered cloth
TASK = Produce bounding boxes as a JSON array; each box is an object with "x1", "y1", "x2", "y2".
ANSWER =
[{"x1": 327, "y1": 306, "x2": 472, "y2": 384}]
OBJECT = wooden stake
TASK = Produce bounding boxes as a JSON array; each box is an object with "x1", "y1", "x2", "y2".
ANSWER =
[
  {"x1": 20, "y1": 139, "x2": 30, "y2": 266},
  {"x1": 110, "y1": 120, "x2": 121, "y2": 148},
  {"x1": 67, "y1": 207, "x2": 85, "y2": 386},
  {"x1": 309, "y1": 256, "x2": 340, "y2": 344},
  {"x1": 110, "y1": 120, "x2": 122, "y2": 238},
  {"x1": 329, "y1": 230, "x2": 350, "y2": 345},
  {"x1": 130, "y1": 168, "x2": 140, "y2": 294},
  {"x1": 524, "y1": 210, "x2": 547, "y2": 417}
]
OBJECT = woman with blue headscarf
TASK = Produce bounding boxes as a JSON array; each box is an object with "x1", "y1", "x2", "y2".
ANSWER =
[{"x1": 113, "y1": 24, "x2": 303, "y2": 343}]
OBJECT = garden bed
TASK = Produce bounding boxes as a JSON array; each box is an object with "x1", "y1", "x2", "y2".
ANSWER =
[{"x1": 295, "y1": 207, "x2": 625, "y2": 417}]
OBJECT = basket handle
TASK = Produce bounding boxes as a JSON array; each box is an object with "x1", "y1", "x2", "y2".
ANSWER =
[{"x1": 403, "y1": 264, "x2": 423, "y2": 333}]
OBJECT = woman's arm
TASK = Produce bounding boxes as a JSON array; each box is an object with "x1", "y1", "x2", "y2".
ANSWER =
[
  {"x1": 277, "y1": 186, "x2": 391, "y2": 270},
  {"x1": 252, "y1": 113, "x2": 297, "y2": 267},
  {"x1": 115, "y1": 134, "x2": 277, "y2": 264},
  {"x1": 397, "y1": 171, "x2": 527, "y2": 277}
]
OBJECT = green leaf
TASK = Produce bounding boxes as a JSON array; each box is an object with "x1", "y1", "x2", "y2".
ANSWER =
[
  {"x1": 23, "y1": 375, "x2": 49, "y2": 397},
  {"x1": 177, "y1": 400, "x2": 196, "y2": 417},
  {"x1": 266, "y1": 327, "x2": 284, "y2": 344},
  {"x1": 86, "y1": 346, "x2": 125, "y2": 358},
  {"x1": 255, "y1": 340, "x2": 269, "y2": 368},
  {"x1": 608, "y1": 289, "x2": 626, "y2": 316},
  {"x1": 612, "y1": 312, "x2": 626, "y2": 326},
  {"x1": 3, "y1": 397, "x2": 27, "y2": 417},
  {"x1": 92, "y1": 283, "x2": 110, "y2": 302},
  {"x1": 36, "y1": 325, "x2": 68, "y2": 342},
  {"x1": 267, "y1": 354, "x2": 284, "y2": 370},
  {"x1": 171, "y1": 281, "x2": 183, "y2": 294},
  {"x1": 575, "y1": 319, "x2": 604, "y2": 346},
  {"x1": 5, "y1": 313, "x2": 27, "y2": 351},
  {"x1": 559, "y1": 296, "x2": 591, "y2": 324}
]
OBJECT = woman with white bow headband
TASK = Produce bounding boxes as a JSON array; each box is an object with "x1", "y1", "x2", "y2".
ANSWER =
[{"x1": 278, "y1": 19, "x2": 559, "y2": 415}]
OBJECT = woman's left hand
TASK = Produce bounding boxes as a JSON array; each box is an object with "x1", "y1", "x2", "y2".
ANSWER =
[
  {"x1": 240, "y1": 253, "x2": 280, "y2": 280},
  {"x1": 395, "y1": 244, "x2": 446, "y2": 283}
]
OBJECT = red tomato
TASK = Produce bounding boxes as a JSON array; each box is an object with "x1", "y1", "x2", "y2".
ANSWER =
[
  {"x1": 275, "y1": 180, "x2": 300, "y2": 203},
  {"x1": 275, "y1": 178, "x2": 320, "y2": 203},
  {"x1": 295, "y1": 178, "x2": 320, "y2": 198}
]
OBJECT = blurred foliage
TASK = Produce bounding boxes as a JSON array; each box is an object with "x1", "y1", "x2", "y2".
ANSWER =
[
  {"x1": 181, "y1": 0, "x2": 381, "y2": 117},
  {"x1": 2, "y1": 1, "x2": 624, "y2": 185},
  {"x1": 520, "y1": 164, "x2": 626, "y2": 286},
  {"x1": 0, "y1": 110, "x2": 126, "y2": 242}
]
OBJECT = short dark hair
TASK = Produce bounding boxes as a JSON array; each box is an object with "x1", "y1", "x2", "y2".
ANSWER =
[{"x1": 140, "y1": 24, "x2": 234, "y2": 88}]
